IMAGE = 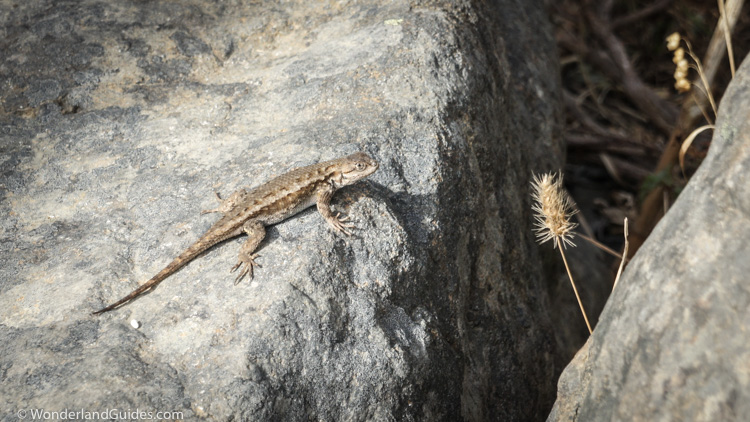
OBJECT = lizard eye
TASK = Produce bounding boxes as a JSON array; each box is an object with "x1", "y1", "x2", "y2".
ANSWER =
[{"x1": 355, "y1": 162, "x2": 366, "y2": 171}]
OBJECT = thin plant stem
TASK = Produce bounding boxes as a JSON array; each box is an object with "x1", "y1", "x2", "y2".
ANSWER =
[
  {"x1": 613, "y1": 218, "x2": 629, "y2": 289},
  {"x1": 557, "y1": 237, "x2": 593, "y2": 334},
  {"x1": 690, "y1": 91, "x2": 713, "y2": 125},
  {"x1": 717, "y1": 0, "x2": 736, "y2": 77},
  {"x1": 576, "y1": 232, "x2": 624, "y2": 260},
  {"x1": 684, "y1": 43, "x2": 718, "y2": 116}
]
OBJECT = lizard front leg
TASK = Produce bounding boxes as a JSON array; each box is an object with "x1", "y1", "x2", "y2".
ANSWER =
[
  {"x1": 317, "y1": 185, "x2": 355, "y2": 235},
  {"x1": 202, "y1": 190, "x2": 249, "y2": 215},
  {"x1": 230, "y1": 220, "x2": 265, "y2": 284}
]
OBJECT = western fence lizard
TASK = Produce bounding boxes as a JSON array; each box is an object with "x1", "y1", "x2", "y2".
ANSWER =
[{"x1": 93, "y1": 152, "x2": 379, "y2": 315}]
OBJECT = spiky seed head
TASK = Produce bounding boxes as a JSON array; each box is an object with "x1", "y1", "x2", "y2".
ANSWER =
[
  {"x1": 673, "y1": 67, "x2": 688, "y2": 81},
  {"x1": 666, "y1": 32, "x2": 681, "y2": 51},
  {"x1": 667, "y1": 34, "x2": 691, "y2": 93},
  {"x1": 531, "y1": 172, "x2": 578, "y2": 248},
  {"x1": 674, "y1": 79, "x2": 691, "y2": 93},
  {"x1": 672, "y1": 47, "x2": 685, "y2": 64}
]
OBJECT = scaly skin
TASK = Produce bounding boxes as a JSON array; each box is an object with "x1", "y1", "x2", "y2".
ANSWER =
[{"x1": 92, "y1": 152, "x2": 379, "y2": 315}]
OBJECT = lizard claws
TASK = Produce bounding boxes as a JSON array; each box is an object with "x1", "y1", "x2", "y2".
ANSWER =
[
  {"x1": 332, "y1": 212, "x2": 355, "y2": 235},
  {"x1": 231, "y1": 254, "x2": 260, "y2": 284}
]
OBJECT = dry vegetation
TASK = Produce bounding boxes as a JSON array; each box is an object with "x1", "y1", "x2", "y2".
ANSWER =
[
  {"x1": 551, "y1": 0, "x2": 749, "y2": 267},
  {"x1": 533, "y1": 1, "x2": 749, "y2": 332}
]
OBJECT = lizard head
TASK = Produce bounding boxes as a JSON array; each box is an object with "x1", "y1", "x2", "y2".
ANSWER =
[{"x1": 337, "y1": 152, "x2": 379, "y2": 186}]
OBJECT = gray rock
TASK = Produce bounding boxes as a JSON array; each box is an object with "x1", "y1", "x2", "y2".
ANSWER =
[
  {"x1": 547, "y1": 54, "x2": 750, "y2": 421},
  {"x1": 0, "y1": 0, "x2": 584, "y2": 420}
]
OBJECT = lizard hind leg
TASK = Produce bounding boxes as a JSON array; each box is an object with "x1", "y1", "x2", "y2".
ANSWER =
[{"x1": 231, "y1": 220, "x2": 265, "y2": 284}]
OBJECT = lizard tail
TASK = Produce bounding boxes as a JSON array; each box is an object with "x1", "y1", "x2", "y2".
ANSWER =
[
  {"x1": 91, "y1": 275, "x2": 166, "y2": 315},
  {"x1": 92, "y1": 242, "x2": 209, "y2": 315}
]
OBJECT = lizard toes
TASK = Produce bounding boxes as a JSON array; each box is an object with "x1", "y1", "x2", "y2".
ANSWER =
[
  {"x1": 335, "y1": 212, "x2": 351, "y2": 223},
  {"x1": 330, "y1": 214, "x2": 354, "y2": 235},
  {"x1": 338, "y1": 222, "x2": 354, "y2": 236},
  {"x1": 233, "y1": 262, "x2": 252, "y2": 284},
  {"x1": 232, "y1": 254, "x2": 260, "y2": 284},
  {"x1": 234, "y1": 266, "x2": 248, "y2": 284}
]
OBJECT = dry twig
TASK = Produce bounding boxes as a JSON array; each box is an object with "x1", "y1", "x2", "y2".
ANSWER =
[{"x1": 613, "y1": 218, "x2": 629, "y2": 289}]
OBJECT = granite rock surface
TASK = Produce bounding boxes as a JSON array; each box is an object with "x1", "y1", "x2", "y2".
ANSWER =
[{"x1": 0, "y1": 0, "x2": 588, "y2": 420}]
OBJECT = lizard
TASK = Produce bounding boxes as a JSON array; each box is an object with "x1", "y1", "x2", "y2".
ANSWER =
[{"x1": 92, "y1": 151, "x2": 379, "y2": 315}]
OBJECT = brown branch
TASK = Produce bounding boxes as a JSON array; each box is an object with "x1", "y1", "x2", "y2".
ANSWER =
[
  {"x1": 564, "y1": 90, "x2": 618, "y2": 139},
  {"x1": 585, "y1": 8, "x2": 679, "y2": 134},
  {"x1": 596, "y1": 153, "x2": 652, "y2": 186},
  {"x1": 597, "y1": 0, "x2": 615, "y2": 16},
  {"x1": 565, "y1": 133, "x2": 649, "y2": 156},
  {"x1": 556, "y1": 30, "x2": 621, "y2": 81},
  {"x1": 612, "y1": 0, "x2": 673, "y2": 29},
  {"x1": 627, "y1": 109, "x2": 689, "y2": 256}
]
